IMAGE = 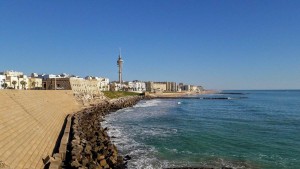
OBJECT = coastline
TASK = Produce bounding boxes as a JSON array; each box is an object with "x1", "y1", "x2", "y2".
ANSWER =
[
  {"x1": 146, "y1": 90, "x2": 219, "y2": 98},
  {"x1": 66, "y1": 96, "x2": 143, "y2": 168}
]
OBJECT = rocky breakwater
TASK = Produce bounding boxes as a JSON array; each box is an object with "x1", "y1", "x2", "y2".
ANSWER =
[{"x1": 68, "y1": 96, "x2": 143, "y2": 169}]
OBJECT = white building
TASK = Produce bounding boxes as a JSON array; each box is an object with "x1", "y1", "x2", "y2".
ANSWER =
[
  {"x1": 109, "y1": 82, "x2": 124, "y2": 91},
  {"x1": 42, "y1": 74, "x2": 58, "y2": 79},
  {"x1": 85, "y1": 76, "x2": 110, "y2": 91},
  {"x1": 125, "y1": 81, "x2": 146, "y2": 92},
  {"x1": 0, "y1": 70, "x2": 29, "y2": 89},
  {"x1": 1, "y1": 70, "x2": 23, "y2": 77},
  {"x1": 0, "y1": 71, "x2": 43, "y2": 90},
  {"x1": 99, "y1": 78, "x2": 110, "y2": 91}
]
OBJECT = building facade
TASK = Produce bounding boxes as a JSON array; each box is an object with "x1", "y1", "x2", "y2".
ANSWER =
[
  {"x1": 109, "y1": 82, "x2": 123, "y2": 91},
  {"x1": 41, "y1": 76, "x2": 103, "y2": 97},
  {"x1": 70, "y1": 78, "x2": 101, "y2": 96},
  {"x1": 166, "y1": 82, "x2": 177, "y2": 92},
  {"x1": 145, "y1": 82, "x2": 167, "y2": 92},
  {"x1": 124, "y1": 81, "x2": 146, "y2": 92},
  {"x1": 0, "y1": 71, "x2": 30, "y2": 89},
  {"x1": 42, "y1": 77, "x2": 71, "y2": 90},
  {"x1": 145, "y1": 81, "x2": 179, "y2": 92},
  {"x1": 28, "y1": 77, "x2": 43, "y2": 89},
  {"x1": 85, "y1": 76, "x2": 110, "y2": 91}
]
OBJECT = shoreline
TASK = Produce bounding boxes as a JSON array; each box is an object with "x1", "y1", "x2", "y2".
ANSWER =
[
  {"x1": 146, "y1": 90, "x2": 219, "y2": 98},
  {"x1": 100, "y1": 95, "x2": 237, "y2": 169},
  {"x1": 65, "y1": 96, "x2": 143, "y2": 168}
]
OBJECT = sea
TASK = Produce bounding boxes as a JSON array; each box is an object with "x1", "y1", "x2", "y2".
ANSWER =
[{"x1": 102, "y1": 90, "x2": 300, "y2": 169}]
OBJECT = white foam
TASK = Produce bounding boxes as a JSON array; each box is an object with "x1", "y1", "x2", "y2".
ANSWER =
[
  {"x1": 106, "y1": 129, "x2": 183, "y2": 168},
  {"x1": 102, "y1": 118, "x2": 165, "y2": 168},
  {"x1": 134, "y1": 99, "x2": 162, "y2": 108},
  {"x1": 141, "y1": 127, "x2": 178, "y2": 137}
]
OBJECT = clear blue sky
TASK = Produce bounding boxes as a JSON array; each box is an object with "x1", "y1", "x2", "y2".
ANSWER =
[{"x1": 0, "y1": 0, "x2": 299, "y2": 90}]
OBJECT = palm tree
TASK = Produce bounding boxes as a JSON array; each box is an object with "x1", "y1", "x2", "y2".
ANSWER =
[
  {"x1": 12, "y1": 81, "x2": 17, "y2": 89},
  {"x1": 31, "y1": 81, "x2": 36, "y2": 89},
  {"x1": 20, "y1": 80, "x2": 27, "y2": 89},
  {"x1": 1, "y1": 83, "x2": 8, "y2": 89}
]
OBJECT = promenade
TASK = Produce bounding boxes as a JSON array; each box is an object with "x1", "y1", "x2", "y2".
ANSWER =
[{"x1": 0, "y1": 90, "x2": 81, "y2": 169}]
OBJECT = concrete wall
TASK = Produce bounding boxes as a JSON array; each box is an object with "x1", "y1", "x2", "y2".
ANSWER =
[
  {"x1": 0, "y1": 90, "x2": 81, "y2": 169},
  {"x1": 70, "y1": 78, "x2": 100, "y2": 96}
]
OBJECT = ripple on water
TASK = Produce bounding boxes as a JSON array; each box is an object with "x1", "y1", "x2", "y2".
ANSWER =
[{"x1": 102, "y1": 91, "x2": 300, "y2": 169}]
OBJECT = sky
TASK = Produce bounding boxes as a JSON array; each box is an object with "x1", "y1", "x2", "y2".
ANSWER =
[{"x1": 0, "y1": 0, "x2": 299, "y2": 90}]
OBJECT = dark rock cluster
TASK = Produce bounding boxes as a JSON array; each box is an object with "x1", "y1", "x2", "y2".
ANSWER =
[{"x1": 69, "y1": 96, "x2": 143, "y2": 169}]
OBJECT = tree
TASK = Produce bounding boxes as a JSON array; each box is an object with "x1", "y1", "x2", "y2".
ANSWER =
[
  {"x1": 1, "y1": 83, "x2": 8, "y2": 89},
  {"x1": 20, "y1": 80, "x2": 27, "y2": 90},
  {"x1": 31, "y1": 81, "x2": 36, "y2": 89},
  {"x1": 12, "y1": 81, "x2": 17, "y2": 89}
]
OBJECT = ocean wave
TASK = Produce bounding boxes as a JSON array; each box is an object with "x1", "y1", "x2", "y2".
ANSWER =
[
  {"x1": 134, "y1": 99, "x2": 162, "y2": 108},
  {"x1": 102, "y1": 119, "x2": 164, "y2": 168},
  {"x1": 141, "y1": 127, "x2": 177, "y2": 137},
  {"x1": 103, "y1": 118, "x2": 258, "y2": 169}
]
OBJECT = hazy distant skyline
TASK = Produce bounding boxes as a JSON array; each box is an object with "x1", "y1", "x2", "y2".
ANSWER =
[{"x1": 1, "y1": 0, "x2": 299, "y2": 90}]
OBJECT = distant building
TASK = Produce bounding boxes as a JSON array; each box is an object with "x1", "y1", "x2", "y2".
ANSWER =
[
  {"x1": 190, "y1": 85, "x2": 198, "y2": 92},
  {"x1": 24, "y1": 73, "x2": 43, "y2": 90},
  {"x1": 0, "y1": 71, "x2": 43, "y2": 90},
  {"x1": 124, "y1": 81, "x2": 146, "y2": 92},
  {"x1": 41, "y1": 73, "x2": 80, "y2": 90},
  {"x1": 31, "y1": 73, "x2": 38, "y2": 78},
  {"x1": 70, "y1": 78, "x2": 101, "y2": 96},
  {"x1": 198, "y1": 86, "x2": 204, "y2": 91},
  {"x1": 0, "y1": 70, "x2": 29, "y2": 89},
  {"x1": 182, "y1": 85, "x2": 191, "y2": 91},
  {"x1": 180, "y1": 84, "x2": 204, "y2": 92},
  {"x1": 99, "y1": 78, "x2": 110, "y2": 91},
  {"x1": 39, "y1": 74, "x2": 57, "y2": 80},
  {"x1": 145, "y1": 81, "x2": 177, "y2": 92},
  {"x1": 85, "y1": 76, "x2": 110, "y2": 91},
  {"x1": 1, "y1": 70, "x2": 23, "y2": 77},
  {"x1": 145, "y1": 82, "x2": 166, "y2": 92},
  {"x1": 110, "y1": 82, "x2": 124, "y2": 91},
  {"x1": 42, "y1": 77, "x2": 71, "y2": 90},
  {"x1": 166, "y1": 82, "x2": 177, "y2": 92}
]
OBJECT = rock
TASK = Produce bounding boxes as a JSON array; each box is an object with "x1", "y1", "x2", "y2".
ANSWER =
[
  {"x1": 71, "y1": 159, "x2": 81, "y2": 167},
  {"x1": 222, "y1": 167, "x2": 233, "y2": 169},
  {"x1": 82, "y1": 157, "x2": 90, "y2": 166},
  {"x1": 68, "y1": 96, "x2": 143, "y2": 168},
  {"x1": 78, "y1": 167, "x2": 88, "y2": 169},
  {"x1": 88, "y1": 161, "x2": 97, "y2": 169},
  {"x1": 100, "y1": 159, "x2": 107, "y2": 167},
  {"x1": 124, "y1": 155, "x2": 131, "y2": 161},
  {"x1": 96, "y1": 166, "x2": 103, "y2": 169},
  {"x1": 85, "y1": 144, "x2": 92, "y2": 154},
  {"x1": 97, "y1": 154, "x2": 105, "y2": 161},
  {"x1": 108, "y1": 156, "x2": 117, "y2": 165}
]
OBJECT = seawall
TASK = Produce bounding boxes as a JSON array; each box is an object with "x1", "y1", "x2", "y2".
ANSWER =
[
  {"x1": 0, "y1": 90, "x2": 81, "y2": 169},
  {"x1": 67, "y1": 96, "x2": 143, "y2": 168}
]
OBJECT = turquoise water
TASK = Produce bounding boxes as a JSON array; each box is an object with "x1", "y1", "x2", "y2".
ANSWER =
[{"x1": 103, "y1": 90, "x2": 300, "y2": 169}]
